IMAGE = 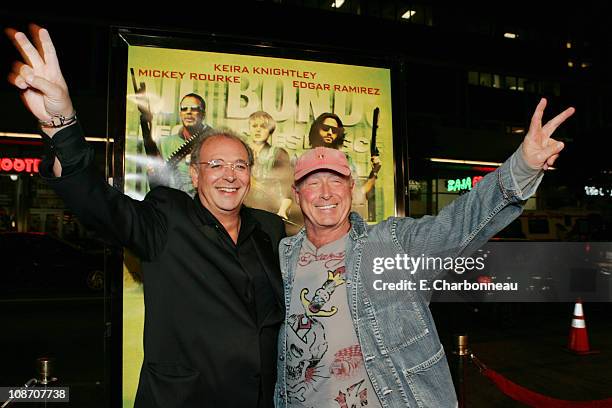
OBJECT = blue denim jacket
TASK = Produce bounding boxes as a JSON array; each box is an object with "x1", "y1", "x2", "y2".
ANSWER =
[{"x1": 275, "y1": 149, "x2": 541, "y2": 408}]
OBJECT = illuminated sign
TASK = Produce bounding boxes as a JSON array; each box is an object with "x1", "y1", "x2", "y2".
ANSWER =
[
  {"x1": 584, "y1": 186, "x2": 612, "y2": 197},
  {"x1": 0, "y1": 157, "x2": 41, "y2": 174},
  {"x1": 408, "y1": 180, "x2": 421, "y2": 192},
  {"x1": 447, "y1": 176, "x2": 484, "y2": 192}
]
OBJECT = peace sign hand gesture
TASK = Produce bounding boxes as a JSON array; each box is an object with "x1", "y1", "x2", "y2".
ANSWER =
[
  {"x1": 6, "y1": 25, "x2": 74, "y2": 136},
  {"x1": 522, "y1": 98, "x2": 575, "y2": 170}
]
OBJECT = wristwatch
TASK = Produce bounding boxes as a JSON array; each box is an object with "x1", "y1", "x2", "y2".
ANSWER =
[{"x1": 39, "y1": 112, "x2": 77, "y2": 128}]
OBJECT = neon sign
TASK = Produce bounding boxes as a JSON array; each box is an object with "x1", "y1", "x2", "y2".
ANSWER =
[
  {"x1": 447, "y1": 176, "x2": 484, "y2": 192},
  {"x1": 0, "y1": 157, "x2": 41, "y2": 174},
  {"x1": 584, "y1": 186, "x2": 612, "y2": 197}
]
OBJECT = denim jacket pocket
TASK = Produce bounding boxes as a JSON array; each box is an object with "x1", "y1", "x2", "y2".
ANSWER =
[
  {"x1": 371, "y1": 300, "x2": 430, "y2": 353},
  {"x1": 403, "y1": 345, "x2": 445, "y2": 374},
  {"x1": 401, "y1": 346, "x2": 457, "y2": 408}
]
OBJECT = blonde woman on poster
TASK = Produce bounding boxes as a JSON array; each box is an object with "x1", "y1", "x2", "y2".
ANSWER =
[{"x1": 244, "y1": 110, "x2": 293, "y2": 219}]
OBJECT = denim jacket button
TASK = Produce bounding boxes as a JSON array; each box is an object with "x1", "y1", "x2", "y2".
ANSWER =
[{"x1": 279, "y1": 354, "x2": 284, "y2": 361}]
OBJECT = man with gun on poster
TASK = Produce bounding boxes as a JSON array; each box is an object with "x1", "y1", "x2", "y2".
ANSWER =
[{"x1": 131, "y1": 67, "x2": 210, "y2": 195}]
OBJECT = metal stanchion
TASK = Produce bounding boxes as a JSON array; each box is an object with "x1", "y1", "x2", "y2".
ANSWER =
[
  {"x1": 36, "y1": 357, "x2": 57, "y2": 385},
  {"x1": 452, "y1": 334, "x2": 469, "y2": 408}
]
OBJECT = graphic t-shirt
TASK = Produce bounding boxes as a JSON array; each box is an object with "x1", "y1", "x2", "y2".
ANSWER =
[{"x1": 286, "y1": 235, "x2": 381, "y2": 408}]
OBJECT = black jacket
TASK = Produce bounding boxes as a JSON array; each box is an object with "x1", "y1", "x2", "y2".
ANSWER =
[{"x1": 41, "y1": 125, "x2": 285, "y2": 407}]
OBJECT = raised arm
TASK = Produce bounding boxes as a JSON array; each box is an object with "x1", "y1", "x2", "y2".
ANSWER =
[
  {"x1": 394, "y1": 99, "x2": 575, "y2": 262},
  {"x1": 6, "y1": 26, "x2": 168, "y2": 260},
  {"x1": 7, "y1": 25, "x2": 75, "y2": 177}
]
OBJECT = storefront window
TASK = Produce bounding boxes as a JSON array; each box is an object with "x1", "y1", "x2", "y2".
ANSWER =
[
  {"x1": 0, "y1": 174, "x2": 18, "y2": 231},
  {"x1": 468, "y1": 71, "x2": 479, "y2": 85},
  {"x1": 479, "y1": 72, "x2": 492, "y2": 87}
]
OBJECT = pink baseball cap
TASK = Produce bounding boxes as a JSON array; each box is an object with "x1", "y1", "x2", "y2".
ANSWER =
[{"x1": 294, "y1": 147, "x2": 351, "y2": 181}]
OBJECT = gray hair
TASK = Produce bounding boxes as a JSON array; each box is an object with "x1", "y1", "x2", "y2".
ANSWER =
[{"x1": 190, "y1": 127, "x2": 254, "y2": 167}]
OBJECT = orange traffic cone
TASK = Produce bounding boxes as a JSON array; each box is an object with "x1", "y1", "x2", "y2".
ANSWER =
[{"x1": 566, "y1": 299, "x2": 599, "y2": 355}]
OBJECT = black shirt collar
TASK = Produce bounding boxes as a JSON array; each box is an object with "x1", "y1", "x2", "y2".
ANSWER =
[{"x1": 193, "y1": 195, "x2": 257, "y2": 243}]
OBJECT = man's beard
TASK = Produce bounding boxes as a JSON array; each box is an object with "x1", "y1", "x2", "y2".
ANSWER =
[{"x1": 313, "y1": 138, "x2": 337, "y2": 149}]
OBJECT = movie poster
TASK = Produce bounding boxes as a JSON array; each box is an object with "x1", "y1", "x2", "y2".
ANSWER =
[{"x1": 122, "y1": 44, "x2": 394, "y2": 406}]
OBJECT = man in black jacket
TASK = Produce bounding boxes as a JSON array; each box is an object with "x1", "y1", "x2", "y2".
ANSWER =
[{"x1": 8, "y1": 26, "x2": 285, "y2": 408}]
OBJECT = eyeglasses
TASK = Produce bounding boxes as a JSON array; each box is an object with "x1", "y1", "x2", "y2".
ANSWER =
[
  {"x1": 320, "y1": 124, "x2": 340, "y2": 134},
  {"x1": 180, "y1": 105, "x2": 203, "y2": 113},
  {"x1": 196, "y1": 159, "x2": 250, "y2": 173}
]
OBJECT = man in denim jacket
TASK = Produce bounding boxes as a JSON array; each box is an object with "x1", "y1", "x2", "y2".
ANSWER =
[{"x1": 275, "y1": 100, "x2": 574, "y2": 408}]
